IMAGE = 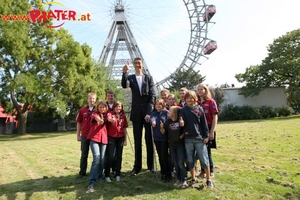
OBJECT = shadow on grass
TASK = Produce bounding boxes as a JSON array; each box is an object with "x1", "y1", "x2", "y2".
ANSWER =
[
  {"x1": 0, "y1": 169, "x2": 175, "y2": 200},
  {"x1": 0, "y1": 131, "x2": 76, "y2": 142}
]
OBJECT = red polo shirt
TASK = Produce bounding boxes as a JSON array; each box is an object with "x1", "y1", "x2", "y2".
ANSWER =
[
  {"x1": 198, "y1": 99, "x2": 218, "y2": 125},
  {"x1": 106, "y1": 111, "x2": 128, "y2": 138},
  {"x1": 87, "y1": 113, "x2": 108, "y2": 144},
  {"x1": 177, "y1": 101, "x2": 186, "y2": 108},
  {"x1": 76, "y1": 106, "x2": 94, "y2": 137}
]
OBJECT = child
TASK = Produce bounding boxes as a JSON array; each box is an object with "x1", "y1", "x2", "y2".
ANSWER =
[
  {"x1": 177, "y1": 87, "x2": 188, "y2": 108},
  {"x1": 165, "y1": 94, "x2": 177, "y2": 177},
  {"x1": 197, "y1": 83, "x2": 218, "y2": 178},
  {"x1": 166, "y1": 94, "x2": 177, "y2": 110},
  {"x1": 150, "y1": 99, "x2": 170, "y2": 182},
  {"x1": 179, "y1": 90, "x2": 213, "y2": 188},
  {"x1": 87, "y1": 101, "x2": 108, "y2": 192},
  {"x1": 104, "y1": 101, "x2": 128, "y2": 182},
  {"x1": 160, "y1": 89, "x2": 170, "y2": 108},
  {"x1": 161, "y1": 106, "x2": 188, "y2": 188}
]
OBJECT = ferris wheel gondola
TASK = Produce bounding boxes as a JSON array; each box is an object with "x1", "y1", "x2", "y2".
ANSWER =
[{"x1": 155, "y1": 0, "x2": 217, "y2": 89}]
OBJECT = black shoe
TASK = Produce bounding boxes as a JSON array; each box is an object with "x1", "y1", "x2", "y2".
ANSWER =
[
  {"x1": 77, "y1": 174, "x2": 86, "y2": 179},
  {"x1": 130, "y1": 169, "x2": 137, "y2": 176},
  {"x1": 164, "y1": 175, "x2": 171, "y2": 183},
  {"x1": 150, "y1": 169, "x2": 157, "y2": 174}
]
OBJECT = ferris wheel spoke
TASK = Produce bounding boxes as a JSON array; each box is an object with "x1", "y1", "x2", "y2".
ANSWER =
[{"x1": 58, "y1": 0, "x2": 216, "y2": 89}]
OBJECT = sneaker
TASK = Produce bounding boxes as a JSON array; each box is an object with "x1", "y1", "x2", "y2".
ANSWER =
[
  {"x1": 105, "y1": 177, "x2": 111, "y2": 182},
  {"x1": 191, "y1": 178, "x2": 198, "y2": 185},
  {"x1": 206, "y1": 180, "x2": 214, "y2": 189},
  {"x1": 130, "y1": 169, "x2": 137, "y2": 176},
  {"x1": 210, "y1": 172, "x2": 214, "y2": 178},
  {"x1": 116, "y1": 176, "x2": 120, "y2": 182},
  {"x1": 199, "y1": 171, "x2": 206, "y2": 179},
  {"x1": 171, "y1": 172, "x2": 175, "y2": 177},
  {"x1": 181, "y1": 180, "x2": 188, "y2": 189},
  {"x1": 174, "y1": 180, "x2": 181, "y2": 187},
  {"x1": 87, "y1": 184, "x2": 95, "y2": 192}
]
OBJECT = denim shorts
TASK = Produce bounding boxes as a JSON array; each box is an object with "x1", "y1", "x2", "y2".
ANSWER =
[{"x1": 185, "y1": 138, "x2": 209, "y2": 169}]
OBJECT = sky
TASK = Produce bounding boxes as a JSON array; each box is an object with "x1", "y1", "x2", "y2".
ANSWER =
[{"x1": 51, "y1": 0, "x2": 300, "y2": 88}]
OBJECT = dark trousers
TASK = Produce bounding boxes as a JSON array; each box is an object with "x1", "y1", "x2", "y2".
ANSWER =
[
  {"x1": 170, "y1": 145, "x2": 187, "y2": 181},
  {"x1": 79, "y1": 136, "x2": 90, "y2": 175},
  {"x1": 132, "y1": 119, "x2": 153, "y2": 173},
  {"x1": 104, "y1": 148, "x2": 117, "y2": 173},
  {"x1": 104, "y1": 136, "x2": 125, "y2": 177},
  {"x1": 201, "y1": 129, "x2": 215, "y2": 173},
  {"x1": 155, "y1": 140, "x2": 170, "y2": 177}
]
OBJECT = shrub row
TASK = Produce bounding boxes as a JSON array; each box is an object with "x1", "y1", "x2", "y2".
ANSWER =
[{"x1": 219, "y1": 104, "x2": 294, "y2": 121}]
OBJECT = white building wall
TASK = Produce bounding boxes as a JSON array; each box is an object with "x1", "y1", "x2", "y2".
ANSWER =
[{"x1": 223, "y1": 86, "x2": 287, "y2": 107}]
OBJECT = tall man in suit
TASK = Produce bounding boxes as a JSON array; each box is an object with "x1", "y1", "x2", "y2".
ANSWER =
[{"x1": 121, "y1": 57, "x2": 156, "y2": 176}]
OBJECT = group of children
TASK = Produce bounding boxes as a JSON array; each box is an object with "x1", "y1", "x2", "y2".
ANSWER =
[
  {"x1": 151, "y1": 84, "x2": 218, "y2": 189},
  {"x1": 84, "y1": 97, "x2": 129, "y2": 192},
  {"x1": 79, "y1": 83, "x2": 218, "y2": 192}
]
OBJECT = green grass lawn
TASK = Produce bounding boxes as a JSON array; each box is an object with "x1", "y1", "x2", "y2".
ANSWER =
[{"x1": 0, "y1": 116, "x2": 299, "y2": 200}]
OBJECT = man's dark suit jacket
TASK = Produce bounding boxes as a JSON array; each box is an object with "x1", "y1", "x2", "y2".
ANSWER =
[{"x1": 121, "y1": 72, "x2": 156, "y2": 122}]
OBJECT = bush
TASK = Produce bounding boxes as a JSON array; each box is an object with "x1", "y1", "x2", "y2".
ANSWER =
[
  {"x1": 219, "y1": 104, "x2": 237, "y2": 120},
  {"x1": 239, "y1": 105, "x2": 261, "y2": 120},
  {"x1": 259, "y1": 106, "x2": 277, "y2": 118},
  {"x1": 293, "y1": 108, "x2": 300, "y2": 114},
  {"x1": 219, "y1": 104, "x2": 293, "y2": 121},
  {"x1": 275, "y1": 106, "x2": 294, "y2": 116},
  {"x1": 219, "y1": 104, "x2": 261, "y2": 120}
]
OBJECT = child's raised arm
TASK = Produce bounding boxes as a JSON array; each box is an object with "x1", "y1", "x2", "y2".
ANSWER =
[{"x1": 94, "y1": 115, "x2": 104, "y2": 125}]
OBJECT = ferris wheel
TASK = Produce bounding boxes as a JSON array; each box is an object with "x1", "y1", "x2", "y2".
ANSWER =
[
  {"x1": 57, "y1": 0, "x2": 217, "y2": 89},
  {"x1": 155, "y1": 0, "x2": 217, "y2": 88}
]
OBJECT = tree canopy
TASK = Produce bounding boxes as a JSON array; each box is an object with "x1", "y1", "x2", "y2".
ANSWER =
[
  {"x1": 235, "y1": 29, "x2": 300, "y2": 107},
  {"x1": 167, "y1": 67, "x2": 205, "y2": 91},
  {"x1": 0, "y1": 0, "x2": 108, "y2": 134}
]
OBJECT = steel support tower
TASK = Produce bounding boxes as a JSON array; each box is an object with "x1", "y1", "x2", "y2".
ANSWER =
[{"x1": 99, "y1": 1, "x2": 151, "y2": 79}]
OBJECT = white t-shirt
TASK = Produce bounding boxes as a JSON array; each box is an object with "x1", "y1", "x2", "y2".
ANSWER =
[{"x1": 135, "y1": 75, "x2": 143, "y2": 95}]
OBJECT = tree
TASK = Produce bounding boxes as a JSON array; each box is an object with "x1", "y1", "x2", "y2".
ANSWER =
[
  {"x1": 286, "y1": 86, "x2": 300, "y2": 108},
  {"x1": 167, "y1": 67, "x2": 205, "y2": 91},
  {"x1": 0, "y1": 0, "x2": 107, "y2": 134},
  {"x1": 65, "y1": 60, "x2": 112, "y2": 121},
  {"x1": 235, "y1": 29, "x2": 300, "y2": 107},
  {"x1": 210, "y1": 87, "x2": 225, "y2": 111}
]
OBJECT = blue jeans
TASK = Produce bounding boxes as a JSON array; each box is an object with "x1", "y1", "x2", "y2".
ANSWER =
[
  {"x1": 79, "y1": 136, "x2": 90, "y2": 176},
  {"x1": 170, "y1": 145, "x2": 187, "y2": 182},
  {"x1": 185, "y1": 138, "x2": 209, "y2": 169},
  {"x1": 88, "y1": 140, "x2": 106, "y2": 185},
  {"x1": 198, "y1": 141, "x2": 214, "y2": 172},
  {"x1": 104, "y1": 136, "x2": 125, "y2": 177}
]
